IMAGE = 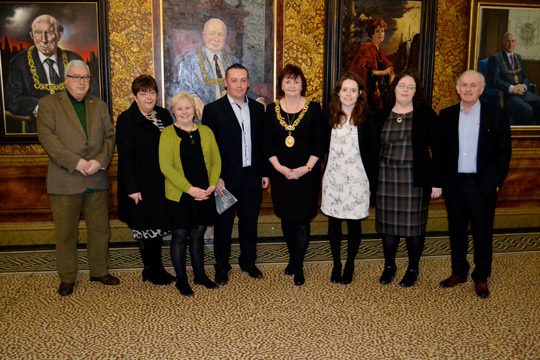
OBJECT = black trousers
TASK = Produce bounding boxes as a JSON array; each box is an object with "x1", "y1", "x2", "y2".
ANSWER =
[
  {"x1": 445, "y1": 175, "x2": 498, "y2": 283},
  {"x1": 213, "y1": 167, "x2": 262, "y2": 272}
]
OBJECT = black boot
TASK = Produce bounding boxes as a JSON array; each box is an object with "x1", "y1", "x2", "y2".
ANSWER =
[
  {"x1": 143, "y1": 238, "x2": 175, "y2": 285},
  {"x1": 341, "y1": 220, "x2": 362, "y2": 285}
]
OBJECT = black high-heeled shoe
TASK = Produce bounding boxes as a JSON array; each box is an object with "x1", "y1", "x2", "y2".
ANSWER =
[
  {"x1": 341, "y1": 262, "x2": 354, "y2": 285},
  {"x1": 379, "y1": 265, "x2": 396, "y2": 285},
  {"x1": 294, "y1": 270, "x2": 305, "y2": 286},
  {"x1": 399, "y1": 269, "x2": 419, "y2": 288},
  {"x1": 330, "y1": 265, "x2": 342, "y2": 283}
]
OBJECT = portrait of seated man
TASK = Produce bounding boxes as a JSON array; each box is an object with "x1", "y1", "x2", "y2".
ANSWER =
[
  {"x1": 487, "y1": 31, "x2": 540, "y2": 126},
  {"x1": 5, "y1": 14, "x2": 85, "y2": 133}
]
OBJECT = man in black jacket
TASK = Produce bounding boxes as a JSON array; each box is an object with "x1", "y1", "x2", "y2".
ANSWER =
[
  {"x1": 438, "y1": 70, "x2": 511, "y2": 298},
  {"x1": 202, "y1": 64, "x2": 269, "y2": 285}
]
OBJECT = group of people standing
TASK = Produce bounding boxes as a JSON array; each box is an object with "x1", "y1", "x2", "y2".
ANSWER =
[{"x1": 36, "y1": 20, "x2": 510, "y2": 301}]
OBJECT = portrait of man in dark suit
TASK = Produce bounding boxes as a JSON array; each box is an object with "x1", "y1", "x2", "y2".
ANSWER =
[{"x1": 0, "y1": 4, "x2": 100, "y2": 136}]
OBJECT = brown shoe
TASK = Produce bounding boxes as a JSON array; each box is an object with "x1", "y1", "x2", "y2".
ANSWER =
[
  {"x1": 475, "y1": 282, "x2": 490, "y2": 299},
  {"x1": 440, "y1": 275, "x2": 467, "y2": 288},
  {"x1": 58, "y1": 282, "x2": 74, "y2": 296},
  {"x1": 90, "y1": 274, "x2": 120, "y2": 286}
]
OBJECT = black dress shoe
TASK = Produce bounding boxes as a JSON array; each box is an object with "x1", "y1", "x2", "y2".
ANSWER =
[
  {"x1": 284, "y1": 264, "x2": 294, "y2": 276},
  {"x1": 379, "y1": 266, "x2": 396, "y2": 285},
  {"x1": 90, "y1": 274, "x2": 120, "y2": 285},
  {"x1": 399, "y1": 269, "x2": 419, "y2": 288},
  {"x1": 294, "y1": 270, "x2": 305, "y2": 286},
  {"x1": 341, "y1": 262, "x2": 354, "y2": 285},
  {"x1": 242, "y1": 265, "x2": 263, "y2": 279},
  {"x1": 475, "y1": 282, "x2": 490, "y2": 299},
  {"x1": 176, "y1": 278, "x2": 194, "y2": 297},
  {"x1": 215, "y1": 270, "x2": 228, "y2": 285},
  {"x1": 440, "y1": 275, "x2": 467, "y2": 288},
  {"x1": 194, "y1": 276, "x2": 218, "y2": 289},
  {"x1": 58, "y1": 282, "x2": 74, "y2": 296},
  {"x1": 330, "y1": 265, "x2": 342, "y2": 283}
]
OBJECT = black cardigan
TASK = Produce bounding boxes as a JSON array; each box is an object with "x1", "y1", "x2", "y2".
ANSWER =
[{"x1": 374, "y1": 106, "x2": 443, "y2": 192}]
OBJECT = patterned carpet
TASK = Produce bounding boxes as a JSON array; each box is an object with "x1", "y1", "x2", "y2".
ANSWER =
[{"x1": 1, "y1": 245, "x2": 539, "y2": 358}]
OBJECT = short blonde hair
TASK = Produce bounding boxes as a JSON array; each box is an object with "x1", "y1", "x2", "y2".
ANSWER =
[{"x1": 170, "y1": 92, "x2": 196, "y2": 111}]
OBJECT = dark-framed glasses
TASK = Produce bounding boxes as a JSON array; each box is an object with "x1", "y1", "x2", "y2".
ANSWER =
[
  {"x1": 397, "y1": 83, "x2": 416, "y2": 91},
  {"x1": 66, "y1": 75, "x2": 91, "y2": 83}
]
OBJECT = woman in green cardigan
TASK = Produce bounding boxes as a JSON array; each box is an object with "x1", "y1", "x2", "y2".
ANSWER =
[{"x1": 159, "y1": 92, "x2": 221, "y2": 297}]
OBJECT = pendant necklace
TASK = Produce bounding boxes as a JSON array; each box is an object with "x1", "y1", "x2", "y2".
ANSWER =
[
  {"x1": 179, "y1": 122, "x2": 196, "y2": 145},
  {"x1": 275, "y1": 98, "x2": 309, "y2": 148}
]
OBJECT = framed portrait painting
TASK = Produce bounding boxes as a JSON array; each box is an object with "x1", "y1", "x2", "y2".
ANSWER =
[
  {"x1": 0, "y1": 0, "x2": 110, "y2": 143},
  {"x1": 324, "y1": 0, "x2": 438, "y2": 109},
  {"x1": 151, "y1": 0, "x2": 282, "y2": 112},
  {"x1": 468, "y1": 0, "x2": 540, "y2": 134}
]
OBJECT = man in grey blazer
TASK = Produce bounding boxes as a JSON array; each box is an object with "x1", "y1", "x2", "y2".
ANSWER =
[{"x1": 37, "y1": 60, "x2": 118, "y2": 296}]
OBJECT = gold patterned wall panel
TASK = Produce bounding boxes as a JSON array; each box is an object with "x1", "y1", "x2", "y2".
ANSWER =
[
  {"x1": 283, "y1": 0, "x2": 326, "y2": 102},
  {"x1": 108, "y1": 0, "x2": 154, "y2": 121},
  {"x1": 431, "y1": 0, "x2": 469, "y2": 113}
]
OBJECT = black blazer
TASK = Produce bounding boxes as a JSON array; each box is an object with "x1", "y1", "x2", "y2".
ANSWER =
[
  {"x1": 202, "y1": 96, "x2": 266, "y2": 192},
  {"x1": 116, "y1": 102, "x2": 173, "y2": 229},
  {"x1": 439, "y1": 102, "x2": 511, "y2": 197},
  {"x1": 325, "y1": 115, "x2": 379, "y2": 199},
  {"x1": 375, "y1": 106, "x2": 443, "y2": 191}
]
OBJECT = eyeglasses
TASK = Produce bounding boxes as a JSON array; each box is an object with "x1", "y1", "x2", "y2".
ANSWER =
[
  {"x1": 66, "y1": 75, "x2": 91, "y2": 83},
  {"x1": 31, "y1": 30, "x2": 56, "y2": 38},
  {"x1": 397, "y1": 83, "x2": 416, "y2": 91}
]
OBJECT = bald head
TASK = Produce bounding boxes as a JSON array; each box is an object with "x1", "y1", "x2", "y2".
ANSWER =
[
  {"x1": 30, "y1": 15, "x2": 63, "y2": 57},
  {"x1": 202, "y1": 18, "x2": 227, "y2": 52}
]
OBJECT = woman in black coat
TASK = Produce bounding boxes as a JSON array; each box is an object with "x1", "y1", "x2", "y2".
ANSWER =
[
  {"x1": 374, "y1": 72, "x2": 442, "y2": 288},
  {"x1": 116, "y1": 74, "x2": 175, "y2": 285}
]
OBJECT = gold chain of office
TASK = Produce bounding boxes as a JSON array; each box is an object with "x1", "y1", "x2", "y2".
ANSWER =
[
  {"x1": 499, "y1": 52, "x2": 522, "y2": 84},
  {"x1": 274, "y1": 99, "x2": 309, "y2": 147},
  {"x1": 28, "y1": 46, "x2": 69, "y2": 92},
  {"x1": 198, "y1": 47, "x2": 232, "y2": 86}
]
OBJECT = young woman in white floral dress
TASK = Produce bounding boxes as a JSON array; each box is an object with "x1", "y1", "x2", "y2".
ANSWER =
[{"x1": 321, "y1": 73, "x2": 378, "y2": 284}]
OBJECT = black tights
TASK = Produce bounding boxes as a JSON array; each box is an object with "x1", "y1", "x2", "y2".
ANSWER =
[
  {"x1": 328, "y1": 217, "x2": 362, "y2": 267},
  {"x1": 381, "y1": 233, "x2": 425, "y2": 270},
  {"x1": 281, "y1": 219, "x2": 310, "y2": 273},
  {"x1": 170, "y1": 226, "x2": 206, "y2": 279}
]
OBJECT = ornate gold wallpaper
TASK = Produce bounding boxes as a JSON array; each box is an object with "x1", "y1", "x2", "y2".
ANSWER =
[
  {"x1": 108, "y1": 0, "x2": 154, "y2": 121},
  {"x1": 431, "y1": 0, "x2": 469, "y2": 113},
  {"x1": 282, "y1": 0, "x2": 326, "y2": 102}
]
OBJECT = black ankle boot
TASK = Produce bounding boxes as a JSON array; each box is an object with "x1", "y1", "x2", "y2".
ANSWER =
[
  {"x1": 176, "y1": 277, "x2": 194, "y2": 297},
  {"x1": 194, "y1": 274, "x2": 218, "y2": 289},
  {"x1": 341, "y1": 262, "x2": 354, "y2": 285},
  {"x1": 379, "y1": 265, "x2": 397, "y2": 285},
  {"x1": 331, "y1": 264, "x2": 342, "y2": 283},
  {"x1": 399, "y1": 269, "x2": 419, "y2": 288}
]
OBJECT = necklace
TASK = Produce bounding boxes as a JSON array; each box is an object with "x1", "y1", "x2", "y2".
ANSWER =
[
  {"x1": 498, "y1": 52, "x2": 522, "y2": 84},
  {"x1": 197, "y1": 47, "x2": 232, "y2": 86},
  {"x1": 28, "y1": 46, "x2": 69, "y2": 93},
  {"x1": 177, "y1": 122, "x2": 196, "y2": 145},
  {"x1": 275, "y1": 98, "x2": 309, "y2": 147}
]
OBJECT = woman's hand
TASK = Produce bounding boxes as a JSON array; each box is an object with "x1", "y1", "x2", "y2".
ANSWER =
[
  {"x1": 187, "y1": 186, "x2": 210, "y2": 201},
  {"x1": 206, "y1": 185, "x2": 216, "y2": 196},
  {"x1": 431, "y1": 187, "x2": 442, "y2": 199},
  {"x1": 286, "y1": 165, "x2": 310, "y2": 180},
  {"x1": 128, "y1": 192, "x2": 142, "y2": 205}
]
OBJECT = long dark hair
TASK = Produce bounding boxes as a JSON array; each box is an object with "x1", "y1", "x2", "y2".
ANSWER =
[
  {"x1": 328, "y1": 72, "x2": 369, "y2": 128},
  {"x1": 386, "y1": 72, "x2": 427, "y2": 108}
]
